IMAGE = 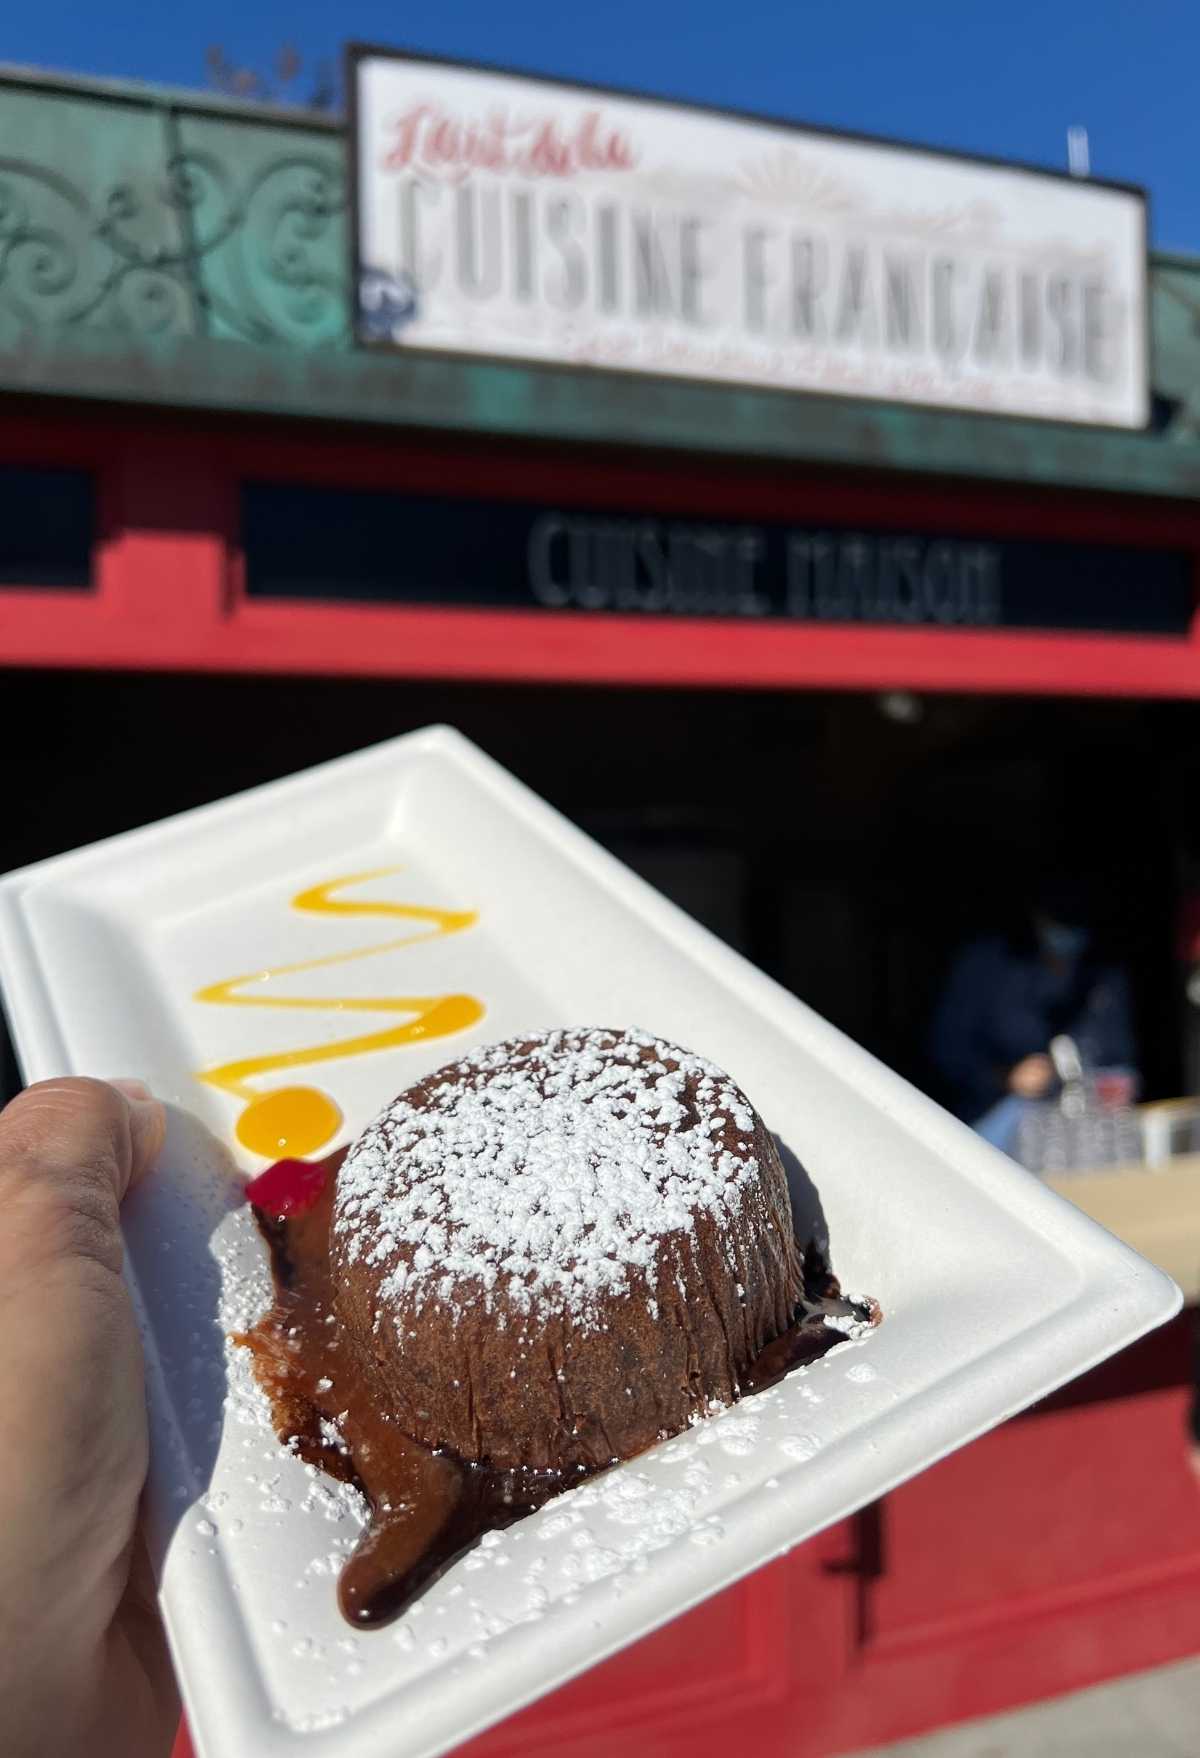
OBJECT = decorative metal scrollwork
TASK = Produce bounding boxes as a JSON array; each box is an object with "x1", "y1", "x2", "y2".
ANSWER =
[{"x1": 0, "y1": 116, "x2": 349, "y2": 346}]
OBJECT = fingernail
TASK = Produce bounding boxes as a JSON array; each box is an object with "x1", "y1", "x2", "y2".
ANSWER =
[
  {"x1": 111, "y1": 1077, "x2": 154, "y2": 1102},
  {"x1": 122, "y1": 1087, "x2": 168, "y2": 1182}
]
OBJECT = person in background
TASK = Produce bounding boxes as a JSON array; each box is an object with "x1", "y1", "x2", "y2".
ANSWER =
[
  {"x1": 1178, "y1": 886, "x2": 1200, "y2": 1099},
  {"x1": 928, "y1": 874, "x2": 1137, "y2": 1156}
]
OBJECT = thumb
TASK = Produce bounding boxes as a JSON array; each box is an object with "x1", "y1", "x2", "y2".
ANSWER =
[{"x1": 0, "y1": 1078, "x2": 165, "y2": 1274}]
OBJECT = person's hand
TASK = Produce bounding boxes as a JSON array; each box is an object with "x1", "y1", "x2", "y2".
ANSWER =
[
  {"x1": 0, "y1": 1077, "x2": 178, "y2": 1758},
  {"x1": 1007, "y1": 1053, "x2": 1055, "y2": 1099}
]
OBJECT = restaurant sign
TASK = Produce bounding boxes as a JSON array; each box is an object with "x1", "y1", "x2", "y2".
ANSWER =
[
  {"x1": 349, "y1": 48, "x2": 1149, "y2": 429},
  {"x1": 243, "y1": 484, "x2": 1193, "y2": 636}
]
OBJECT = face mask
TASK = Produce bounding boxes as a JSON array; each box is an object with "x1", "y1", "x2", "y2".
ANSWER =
[{"x1": 1041, "y1": 920, "x2": 1089, "y2": 962}]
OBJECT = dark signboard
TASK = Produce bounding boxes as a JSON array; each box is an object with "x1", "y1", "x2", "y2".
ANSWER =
[
  {"x1": 243, "y1": 482, "x2": 1194, "y2": 636},
  {"x1": 0, "y1": 467, "x2": 94, "y2": 590}
]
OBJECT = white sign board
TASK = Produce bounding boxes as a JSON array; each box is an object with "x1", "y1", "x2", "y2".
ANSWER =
[{"x1": 350, "y1": 49, "x2": 1149, "y2": 429}]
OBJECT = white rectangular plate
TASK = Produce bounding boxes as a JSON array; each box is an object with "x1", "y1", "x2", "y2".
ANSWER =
[{"x1": 0, "y1": 726, "x2": 1179, "y2": 1758}]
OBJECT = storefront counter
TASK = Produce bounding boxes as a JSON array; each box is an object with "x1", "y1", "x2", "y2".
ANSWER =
[{"x1": 1049, "y1": 1153, "x2": 1200, "y2": 1299}]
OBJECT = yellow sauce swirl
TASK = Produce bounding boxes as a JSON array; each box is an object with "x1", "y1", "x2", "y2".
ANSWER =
[{"x1": 195, "y1": 867, "x2": 484, "y2": 1158}]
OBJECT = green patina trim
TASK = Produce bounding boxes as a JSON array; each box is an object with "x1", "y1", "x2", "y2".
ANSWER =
[{"x1": 2, "y1": 64, "x2": 1199, "y2": 499}]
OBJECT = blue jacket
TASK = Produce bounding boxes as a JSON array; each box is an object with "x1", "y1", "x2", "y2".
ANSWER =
[{"x1": 929, "y1": 936, "x2": 1136, "y2": 1122}]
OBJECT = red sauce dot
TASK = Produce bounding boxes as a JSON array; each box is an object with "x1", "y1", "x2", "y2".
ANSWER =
[{"x1": 245, "y1": 1157, "x2": 329, "y2": 1219}]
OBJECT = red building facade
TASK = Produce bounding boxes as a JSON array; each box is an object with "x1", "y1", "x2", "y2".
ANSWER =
[{"x1": 4, "y1": 65, "x2": 1200, "y2": 1757}]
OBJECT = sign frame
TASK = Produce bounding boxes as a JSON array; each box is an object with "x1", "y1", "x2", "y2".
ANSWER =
[{"x1": 345, "y1": 42, "x2": 1152, "y2": 433}]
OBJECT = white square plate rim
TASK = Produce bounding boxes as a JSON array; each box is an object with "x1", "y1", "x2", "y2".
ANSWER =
[{"x1": 0, "y1": 723, "x2": 1180, "y2": 1758}]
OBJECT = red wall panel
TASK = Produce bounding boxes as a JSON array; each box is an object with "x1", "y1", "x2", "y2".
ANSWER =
[{"x1": 2, "y1": 411, "x2": 1199, "y2": 698}]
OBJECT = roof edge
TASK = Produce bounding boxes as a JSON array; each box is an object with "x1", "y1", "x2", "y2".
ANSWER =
[{"x1": 0, "y1": 59, "x2": 342, "y2": 130}]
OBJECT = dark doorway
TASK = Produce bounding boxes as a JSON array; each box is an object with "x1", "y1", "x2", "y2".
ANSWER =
[{"x1": 0, "y1": 670, "x2": 1190, "y2": 1108}]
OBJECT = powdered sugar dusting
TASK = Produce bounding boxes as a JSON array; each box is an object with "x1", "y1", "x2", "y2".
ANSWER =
[{"x1": 333, "y1": 1027, "x2": 763, "y2": 1328}]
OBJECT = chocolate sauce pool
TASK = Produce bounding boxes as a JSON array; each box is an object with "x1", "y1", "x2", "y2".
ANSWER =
[{"x1": 234, "y1": 1150, "x2": 874, "y2": 1629}]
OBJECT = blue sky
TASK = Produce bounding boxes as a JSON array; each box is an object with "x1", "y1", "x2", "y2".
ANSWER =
[{"x1": 6, "y1": 0, "x2": 1196, "y2": 249}]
